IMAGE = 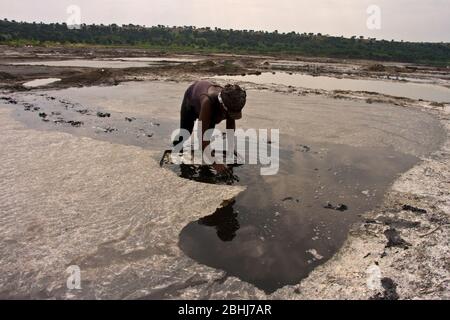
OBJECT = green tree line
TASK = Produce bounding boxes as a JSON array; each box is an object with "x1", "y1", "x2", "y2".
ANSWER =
[{"x1": 1, "y1": 19, "x2": 449, "y2": 65}]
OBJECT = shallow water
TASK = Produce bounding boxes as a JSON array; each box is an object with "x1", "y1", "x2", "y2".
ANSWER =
[
  {"x1": 1, "y1": 81, "x2": 443, "y2": 294},
  {"x1": 11, "y1": 57, "x2": 199, "y2": 69},
  {"x1": 215, "y1": 72, "x2": 450, "y2": 103},
  {"x1": 174, "y1": 139, "x2": 418, "y2": 293},
  {"x1": 110, "y1": 56, "x2": 200, "y2": 62},
  {"x1": 5, "y1": 92, "x2": 176, "y2": 151},
  {"x1": 23, "y1": 78, "x2": 61, "y2": 88}
]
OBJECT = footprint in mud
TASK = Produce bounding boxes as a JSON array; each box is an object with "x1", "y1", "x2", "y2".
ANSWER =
[
  {"x1": 296, "y1": 144, "x2": 311, "y2": 152},
  {"x1": 67, "y1": 121, "x2": 84, "y2": 127},
  {"x1": 76, "y1": 109, "x2": 90, "y2": 115},
  {"x1": 323, "y1": 202, "x2": 349, "y2": 212},
  {"x1": 97, "y1": 112, "x2": 111, "y2": 118},
  {"x1": 23, "y1": 103, "x2": 33, "y2": 111}
]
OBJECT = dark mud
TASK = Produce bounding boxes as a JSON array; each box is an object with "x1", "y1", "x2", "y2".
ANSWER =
[
  {"x1": 370, "y1": 278, "x2": 400, "y2": 300},
  {"x1": 1, "y1": 92, "x2": 177, "y2": 150},
  {"x1": 402, "y1": 204, "x2": 427, "y2": 214},
  {"x1": 384, "y1": 228, "x2": 411, "y2": 249},
  {"x1": 0, "y1": 55, "x2": 254, "y2": 91}
]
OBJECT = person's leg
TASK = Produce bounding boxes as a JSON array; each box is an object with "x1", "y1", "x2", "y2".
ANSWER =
[
  {"x1": 180, "y1": 102, "x2": 196, "y2": 136},
  {"x1": 173, "y1": 93, "x2": 196, "y2": 149}
]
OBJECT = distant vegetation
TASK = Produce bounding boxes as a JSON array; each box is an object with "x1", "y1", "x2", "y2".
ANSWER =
[{"x1": 1, "y1": 19, "x2": 449, "y2": 65}]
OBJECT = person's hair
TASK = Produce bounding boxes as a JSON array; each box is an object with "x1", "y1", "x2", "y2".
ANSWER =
[{"x1": 221, "y1": 84, "x2": 246, "y2": 111}]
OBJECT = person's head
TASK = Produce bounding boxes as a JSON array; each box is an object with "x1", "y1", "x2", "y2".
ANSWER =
[{"x1": 218, "y1": 84, "x2": 247, "y2": 120}]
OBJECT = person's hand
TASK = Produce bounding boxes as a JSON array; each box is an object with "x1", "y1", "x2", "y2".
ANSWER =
[
  {"x1": 213, "y1": 164, "x2": 239, "y2": 184},
  {"x1": 213, "y1": 163, "x2": 229, "y2": 174}
]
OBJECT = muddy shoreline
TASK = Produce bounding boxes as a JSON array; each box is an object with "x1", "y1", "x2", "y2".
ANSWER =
[
  {"x1": 1, "y1": 45, "x2": 449, "y2": 93},
  {"x1": 0, "y1": 45, "x2": 449, "y2": 299}
]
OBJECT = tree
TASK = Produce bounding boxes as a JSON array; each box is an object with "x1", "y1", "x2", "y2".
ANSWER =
[{"x1": 0, "y1": 20, "x2": 448, "y2": 65}]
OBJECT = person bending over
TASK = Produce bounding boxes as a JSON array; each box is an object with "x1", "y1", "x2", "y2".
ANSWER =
[{"x1": 173, "y1": 80, "x2": 247, "y2": 173}]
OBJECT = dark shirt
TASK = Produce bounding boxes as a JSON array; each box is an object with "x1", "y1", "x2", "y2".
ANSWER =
[{"x1": 185, "y1": 80, "x2": 222, "y2": 117}]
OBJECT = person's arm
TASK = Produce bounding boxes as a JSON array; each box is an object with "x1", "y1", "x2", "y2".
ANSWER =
[
  {"x1": 226, "y1": 118, "x2": 236, "y2": 131},
  {"x1": 226, "y1": 117, "x2": 242, "y2": 162}
]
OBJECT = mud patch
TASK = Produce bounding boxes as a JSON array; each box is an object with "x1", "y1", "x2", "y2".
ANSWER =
[
  {"x1": 1, "y1": 92, "x2": 177, "y2": 150},
  {"x1": 0, "y1": 71, "x2": 17, "y2": 80},
  {"x1": 402, "y1": 204, "x2": 427, "y2": 214},
  {"x1": 370, "y1": 278, "x2": 400, "y2": 300},
  {"x1": 384, "y1": 228, "x2": 411, "y2": 249}
]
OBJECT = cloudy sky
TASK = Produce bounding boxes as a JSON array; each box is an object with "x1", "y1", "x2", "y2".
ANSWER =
[{"x1": 1, "y1": 0, "x2": 449, "y2": 42}]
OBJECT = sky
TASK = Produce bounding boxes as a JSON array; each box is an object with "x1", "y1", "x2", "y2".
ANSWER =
[{"x1": 1, "y1": 0, "x2": 449, "y2": 42}]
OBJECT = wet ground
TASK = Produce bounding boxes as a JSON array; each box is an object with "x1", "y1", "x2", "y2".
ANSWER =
[
  {"x1": 23, "y1": 78, "x2": 61, "y2": 88},
  {"x1": 3, "y1": 91, "x2": 176, "y2": 151},
  {"x1": 0, "y1": 46, "x2": 449, "y2": 299},
  {"x1": 215, "y1": 72, "x2": 450, "y2": 103},
  {"x1": 175, "y1": 141, "x2": 417, "y2": 293},
  {"x1": 1, "y1": 79, "x2": 444, "y2": 296},
  {"x1": 9, "y1": 56, "x2": 201, "y2": 69},
  {"x1": 2, "y1": 45, "x2": 449, "y2": 96}
]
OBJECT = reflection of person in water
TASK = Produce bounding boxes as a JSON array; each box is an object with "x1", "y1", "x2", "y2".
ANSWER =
[
  {"x1": 199, "y1": 200, "x2": 240, "y2": 242},
  {"x1": 173, "y1": 80, "x2": 247, "y2": 175}
]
